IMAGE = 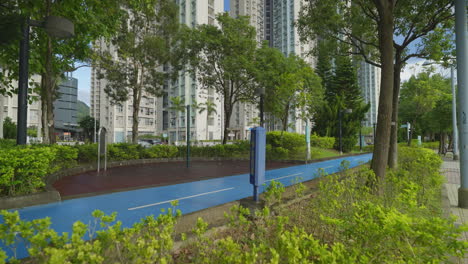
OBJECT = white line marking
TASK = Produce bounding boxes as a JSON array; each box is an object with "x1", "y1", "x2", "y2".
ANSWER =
[
  {"x1": 266, "y1": 173, "x2": 303, "y2": 182},
  {"x1": 322, "y1": 166, "x2": 334, "y2": 169},
  {"x1": 128, "y1": 187, "x2": 235, "y2": 211}
]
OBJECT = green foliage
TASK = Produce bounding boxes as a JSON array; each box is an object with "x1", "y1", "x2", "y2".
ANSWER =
[
  {"x1": 2, "y1": 117, "x2": 16, "y2": 140},
  {"x1": 188, "y1": 13, "x2": 257, "y2": 144},
  {"x1": 107, "y1": 143, "x2": 142, "y2": 161},
  {"x1": 310, "y1": 134, "x2": 335, "y2": 149},
  {"x1": 399, "y1": 72, "x2": 452, "y2": 139},
  {"x1": 311, "y1": 46, "x2": 369, "y2": 153},
  {"x1": 0, "y1": 147, "x2": 466, "y2": 262},
  {"x1": 0, "y1": 139, "x2": 15, "y2": 149},
  {"x1": 143, "y1": 145, "x2": 179, "y2": 159},
  {"x1": 255, "y1": 45, "x2": 323, "y2": 130},
  {"x1": 266, "y1": 131, "x2": 305, "y2": 155},
  {"x1": 97, "y1": 0, "x2": 186, "y2": 143},
  {"x1": 74, "y1": 143, "x2": 98, "y2": 164},
  {"x1": 78, "y1": 116, "x2": 99, "y2": 143},
  {"x1": 0, "y1": 146, "x2": 58, "y2": 196}
]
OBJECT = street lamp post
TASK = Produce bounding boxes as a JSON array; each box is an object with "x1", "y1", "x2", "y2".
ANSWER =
[
  {"x1": 339, "y1": 108, "x2": 352, "y2": 155},
  {"x1": 455, "y1": 0, "x2": 468, "y2": 208},
  {"x1": 359, "y1": 121, "x2": 363, "y2": 152},
  {"x1": 16, "y1": 16, "x2": 74, "y2": 145},
  {"x1": 451, "y1": 65, "x2": 459, "y2": 160}
]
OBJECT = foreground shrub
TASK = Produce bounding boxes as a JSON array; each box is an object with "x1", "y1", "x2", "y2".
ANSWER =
[{"x1": 0, "y1": 147, "x2": 466, "y2": 262}]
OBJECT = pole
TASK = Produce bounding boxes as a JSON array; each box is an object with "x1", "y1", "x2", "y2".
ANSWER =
[
  {"x1": 455, "y1": 0, "x2": 468, "y2": 208},
  {"x1": 339, "y1": 111, "x2": 342, "y2": 155},
  {"x1": 306, "y1": 120, "x2": 311, "y2": 161},
  {"x1": 17, "y1": 17, "x2": 30, "y2": 145},
  {"x1": 186, "y1": 105, "x2": 190, "y2": 168},
  {"x1": 359, "y1": 122, "x2": 362, "y2": 152},
  {"x1": 451, "y1": 65, "x2": 459, "y2": 160},
  {"x1": 259, "y1": 93, "x2": 264, "y2": 127}
]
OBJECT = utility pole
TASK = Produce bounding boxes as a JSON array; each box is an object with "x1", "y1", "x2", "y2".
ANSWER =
[
  {"x1": 451, "y1": 65, "x2": 459, "y2": 160},
  {"x1": 455, "y1": 0, "x2": 468, "y2": 208}
]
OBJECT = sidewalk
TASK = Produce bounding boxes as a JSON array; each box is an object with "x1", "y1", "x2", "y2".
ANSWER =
[{"x1": 441, "y1": 157, "x2": 468, "y2": 262}]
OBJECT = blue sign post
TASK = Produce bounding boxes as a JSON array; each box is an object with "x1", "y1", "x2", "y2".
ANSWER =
[{"x1": 250, "y1": 127, "x2": 266, "y2": 202}]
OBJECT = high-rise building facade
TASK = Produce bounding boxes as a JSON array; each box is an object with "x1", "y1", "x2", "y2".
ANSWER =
[
  {"x1": 0, "y1": 76, "x2": 42, "y2": 140},
  {"x1": 161, "y1": 0, "x2": 225, "y2": 143},
  {"x1": 264, "y1": 0, "x2": 314, "y2": 134},
  {"x1": 91, "y1": 38, "x2": 160, "y2": 143},
  {"x1": 91, "y1": 1, "x2": 225, "y2": 143},
  {"x1": 54, "y1": 77, "x2": 79, "y2": 138},
  {"x1": 230, "y1": 0, "x2": 265, "y2": 43},
  {"x1": 357, "y1": 61, "x2": 381, "y2": 127}
]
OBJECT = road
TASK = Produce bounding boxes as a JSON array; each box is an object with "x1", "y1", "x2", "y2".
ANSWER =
[{"x1": 1, "y1": 153, "x2": 372, "y2": 259}]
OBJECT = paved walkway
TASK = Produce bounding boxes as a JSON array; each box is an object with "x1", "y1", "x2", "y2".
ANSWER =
[{"x1": 441, "y1": 157, "x2": 468, "y2": 262}]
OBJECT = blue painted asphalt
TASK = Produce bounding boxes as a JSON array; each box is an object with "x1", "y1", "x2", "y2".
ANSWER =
[{"x1": 1, "y1": 153, "x2": 372, "y2": 259}]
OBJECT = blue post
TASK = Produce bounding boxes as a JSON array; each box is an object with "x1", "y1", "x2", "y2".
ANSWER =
[{"x1": 250, "y1": 127, "x2": 266, "y2": 202}]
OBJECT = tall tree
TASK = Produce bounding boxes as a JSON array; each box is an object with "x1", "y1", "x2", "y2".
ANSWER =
[
  {"x1": 313, "y1": 50, "x2": 369, "y2": 151},
  {"x1": 0, "y1": 0, "x2": 122, "y2": 144},
  {"x1": 399, "y1": 72, "x2": 452, "y2": 150},
  {"x1": 97, "y1": 0, "x2": 185, "y2": 144},
  {"x1": 78, "y1": 115, "x2": 99, "y2": 142},
  {"x1": 168, "y1": 96, "x2": 185, "y2": 144},
  {"x1": 298, "y1": 0, "x2": 454, "y2": 169},
  {"x1": 188, "y1": 13, "x2": 257, "y2": 144},
  {"x1": 254, "y1": 46, "x2": 323, "y2": 132},
  {"x1": 198, "y1": 100, "x2": 217, "y2": 141}
]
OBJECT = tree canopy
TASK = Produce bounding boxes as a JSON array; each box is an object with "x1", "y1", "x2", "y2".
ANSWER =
[
  {"x1": 96, "y1": 0, "x2": 185, "y2": 143},
  {"x1": 188, "y1": 13, "x2": 258, "y2": 144}
]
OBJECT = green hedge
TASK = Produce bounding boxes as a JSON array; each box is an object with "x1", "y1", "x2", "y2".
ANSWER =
[
  {"x1": 310, "y1": 134, "x2": 335, "y2": 149},
  {"x1": 0, "y1": 145, "x2": 77, "y2": 197}
]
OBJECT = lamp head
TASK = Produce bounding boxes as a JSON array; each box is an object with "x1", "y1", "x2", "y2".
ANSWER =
[{"x1": 44, "y1": 16, "x2": 74, "y2": 38}]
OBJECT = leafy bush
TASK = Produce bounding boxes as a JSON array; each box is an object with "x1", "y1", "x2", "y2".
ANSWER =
[
  {"x1": 107, "y1": 143, "x2": 142, "y2": 161},
  {"x1": 310, "y1": 134, "x2": 335, "y2": 149},
  {"x1": 74, "y1": 143, "x2": 98, "y2": 163},
  {"x1": 48, "y1": 145, "x2": 78, "y2": 170},
  {"x1": 267, "y1": 146, "x2": 289, "y2": 160},
  {"x1": 0, "y1": 146, "x2": 59, "y2": 196},
  {"x1": 341, "y1": 137, "x2": 357, "y2": 153},
  {"x1": 0, "y1": 147, "x2": 466, "y2": 262},
  {"x1": 0, "y1": 139, "x2": 16, "y2": 149},
  {"x1": 143, "y1": 145, "x2": 179, "y2": 159},
  {"x1": 421, "y1": 141, "x2": 439, "y2": 149},
  {"x1": 266, "y1": 131, "x2": 305, "y2": 158}
]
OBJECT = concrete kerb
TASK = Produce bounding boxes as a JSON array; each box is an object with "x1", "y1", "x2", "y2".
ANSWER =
[{"x1": 0, "y1": 153, "x2": 369, "y2": 210}]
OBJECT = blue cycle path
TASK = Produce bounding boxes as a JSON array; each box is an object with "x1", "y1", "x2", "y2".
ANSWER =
[{"x1": 2, "y1": 153, "x2": 372, "y2": 259}]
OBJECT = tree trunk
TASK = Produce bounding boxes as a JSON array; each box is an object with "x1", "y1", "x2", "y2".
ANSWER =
[
  {"x1": 132, "y1": 87, "x2": 142, "y2": 144},
  {"x1": 388, "y1": 60, "x2": 402, "y2": 168},
  {"x1": 407, "y1": 119, "x2": 415, "y2": 146},
  {"x1": 40, "y1": 79, "x2": 49, "y2": 144},
  {"x1": 223, "y1": 105, "x2": 232, "y2": 145},
  {"x1": 282, "y1": 103, "x2": 290, "y2": 132},
  {"x1": 371, "y1": 0, "x2": 395, "y2": 194},
  {"x1": 43, "y1": 36, "x2": 56, "y2": 144},
  {"x1": 206, "y1": 114, "x2": 209, "y2": 140}
]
